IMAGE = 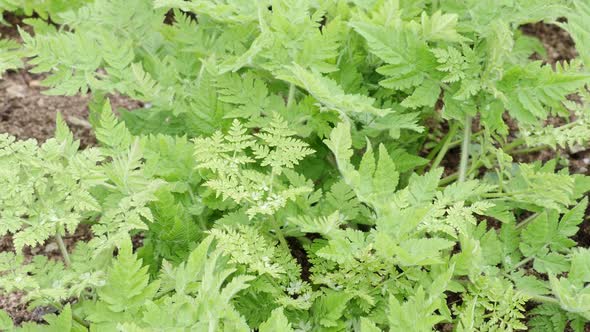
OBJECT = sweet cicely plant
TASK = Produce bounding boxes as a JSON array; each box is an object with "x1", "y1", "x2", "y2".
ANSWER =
[{"x1": 0, "y1": 0, "x2": 590, "y2": 331}]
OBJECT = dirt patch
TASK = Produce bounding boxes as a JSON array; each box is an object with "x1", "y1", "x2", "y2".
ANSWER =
[
  {"x1": 521, "y1": 21, "x2": 578, "y2": 64},
  {"x1": 0, "y1": 292, "x2": 54, "y2": 325},
  {"x1": 0, "y1": 70, "x2": 141, "y2": 147},
  {"x1": 0, "y1": 14, "x2": 31, "y2": 41}
]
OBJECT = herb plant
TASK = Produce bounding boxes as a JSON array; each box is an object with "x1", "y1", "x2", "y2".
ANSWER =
[{"x1": 1, "y1": 0, "x2": 590, "y2": 331}]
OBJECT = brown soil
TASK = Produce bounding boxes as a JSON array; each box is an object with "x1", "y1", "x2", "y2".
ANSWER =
[
  {"x1": 521, "y1": 21, "x2": 578, "y2": 64},
  {"x1": 0, "y1": 70, "x2": 141, "y2": 147},
  {"x1": 1, "y1": 14, "x2": 140, "y2": 146}
]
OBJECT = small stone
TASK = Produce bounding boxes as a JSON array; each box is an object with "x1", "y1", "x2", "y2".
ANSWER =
[
  {"x1": 583, "y1": 158, "x2": 590, "y2": 164},
  {"x1": 44, "y1": 242, "x2": 58, "y2": 253},
  {"x1": 6, "y1": 85, "x2": 26, "y2": 98},
  {"x1": 28, "y1": 80, "x2": 42, "y2": 88}
]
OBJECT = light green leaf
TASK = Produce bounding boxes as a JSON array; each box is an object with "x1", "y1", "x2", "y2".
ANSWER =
[
  {"x1": 421, "y1": 11, "x2": 465, "y2": 42},
  {"x1": 0, "y1": 309, "x2": 13, "y2": 331},
  {"x1": 259, "y1": 307, "x2": 294, "y2": 332},
  {"x1": 396, "y1": 238, "x2": 455, "y2": 266},
  {"x1": 279, "y1": 64, "x2": 389, "y2": 117}
]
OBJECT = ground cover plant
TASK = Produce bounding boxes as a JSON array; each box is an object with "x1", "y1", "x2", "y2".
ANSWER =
[{"x1": 0, "y1": 0, "x2": 590, "y2": 330}]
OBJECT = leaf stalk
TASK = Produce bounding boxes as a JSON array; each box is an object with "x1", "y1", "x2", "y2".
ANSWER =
[
  {"x1": 458, "y1": 115, "x2": 472, "y2": 183},
  {"x1": 55, "y1": 232, "x2": 71, "y2": 268}
]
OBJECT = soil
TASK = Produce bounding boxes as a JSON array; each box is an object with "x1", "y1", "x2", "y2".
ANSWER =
[
  {"x1": 0, "y1": 70, "x2": 140, "y2": 147},
  {"x1": 0, "y1": 16, "x2": 589, "y2": 329},
  {"x1": 521, "y1": 21, "x2": 579, "y2": 64}
]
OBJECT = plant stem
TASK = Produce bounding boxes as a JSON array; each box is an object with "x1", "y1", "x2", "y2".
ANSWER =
[
  {"x1": 431, "y1": 123, "x2": 459, "y2": 170},
  {"x1": 439, "y1": 173, "x2": 458, "y2": 186},
  {"x1": 439, "y1": 159, "x2": 484, "y2": 187},
  {"x1": 55, "y1": 232, "x2": 71, "y2": 267},
  {"x1": 528, "y1": 294, "x2": 560, "y2": 305},
  {"x1": 438, "y1": 134, "x2": 529, "y2": 187},
  {"x1": 420, "y1": 140, "x2": 445, "y2": 174},
  {"x1": 267, "y1": 170, "x2": 289, "y2": 252},
  {"x1": 511, "y1": 256, "x2": 534, "y2": 271},
  {"x1": 286, "y1": 83, "x2": 296, "y2": 109},
  {"x1": 516, "y1": 213, "x2": 539, "y2": 229},
  {"x1": 481, "y1": 189, "x2": 534, "y2": 199},
  {"x1": 458, "y1": 115, "x2": 472, "y2": 183},
  {"x1": 272, "y1": 217, "x2": 290, "y2": 253},
  {"x1": 503, "y1": 137, "x2": 527, "y2": 153},
  {"x1": 448, "y1": 131, "x2": 483, "y2": 148}
]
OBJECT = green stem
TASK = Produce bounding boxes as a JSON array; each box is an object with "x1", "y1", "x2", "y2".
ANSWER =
[
  {"x1": 286, "y1": 83, "x2": 296, "y2": 109},
  {"x1": 503, "y1": 137, "x2": 527, "y2": 153},
  {"x1": 268, "y1": 169, "x2": 289, "y2": 253},
  {"x1": 448, "y1": 131, "x2": 483, "y2": 148},
  {"x1": 272, "y1": 217, "x2": 290, "y2": 253},
  {"x1": 431, "y1": 123, "x2": 459, "y2": 170},
  {"x1": 55, "y1": 232, "x2": 71, "y2": 267},
  {"x1": 439, "y1": 173, "x2": 458, "y2": 186},
  {"x1": 437, "y1": 133, "x2": 538, "y2": 187},
  {"x1": 420, "y1": 140, "x2": 445, "y2": 174},
  {"x1": 458, "y1": 115, "x2": 472, "y2": 183},
  {"x1": 481, "y1": 189, "x2": 534, "y2": 198},
  {"x1": 209, "y1": 321, "x2": 217, "y2": 332},
  {"x1": 438, "y1": 159, "x2": 484, "y2": 187},
  {"x1": 528, "y1": 294, "x2": 560, "y2": 305},
  {"x1": 516, "y1": 213, "x2": 539, "y2": 229},
  {"x1": 511, "y1": 256, "x2": 534, "y2": 271}
]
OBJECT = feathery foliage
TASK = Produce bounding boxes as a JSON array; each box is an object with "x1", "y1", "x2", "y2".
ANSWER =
[{"x1": 0, "y1": 0, "x2": 590, "y2": 330}]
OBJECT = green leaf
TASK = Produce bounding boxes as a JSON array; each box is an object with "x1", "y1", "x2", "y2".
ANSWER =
[
  {"x1": 42, "y1": 304, "x2": 74, "y2": 332},
  {"x1": 520, "y1": 212, "x2": 554, "y2": 257},
  {"x1": 324, "y1": 121, "x2": 360, "y2": 192},
  {"x1": 401, "y1": 79, "x2": 441, "y2": 108},
  {"x1": 395, "y1": 238, "x2": 455, "y2": 266},
  {"x1": 561, "y1": 0, "x2": 590, "y2": 66},
  {"x1": 0, "y1": 309, "x2": 13, "y2": 331},
  {"x1": 259, "y1": 307, "x2": 293, "y2": 332},
  {"x1": 533, "y1": 252, "x2": 569, "y2": 274},
  {"x1": 88, "y1": 238, "x2": 160, "y2": 322},
  {"x1": 569, "y1": 248, "x2": 590, "y2": 285},
  {"x1": 279, "y1": 64, "x2": 389, "y2": 117},
  {"x1": 549, "y1": 275, "x2": 590, "y2": 320},
  {"x1": 513, "y1": 274, "x2": 551, "y2": 296},
  {"x1": 421, "y1": 11, "x2": 465, "y2": 42},
  {"x1": 498, "y1": 61, "x2": 590, "y2": 125},
  {"x1": 558, "y1": 197, "x2": 588, "y2": 238},
  {"x1": 312, "y1": 290, "x2": 351, "y2": 328},
  {"x1": 360, "y1": 317, "x2": 380, "y2": 332}
]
